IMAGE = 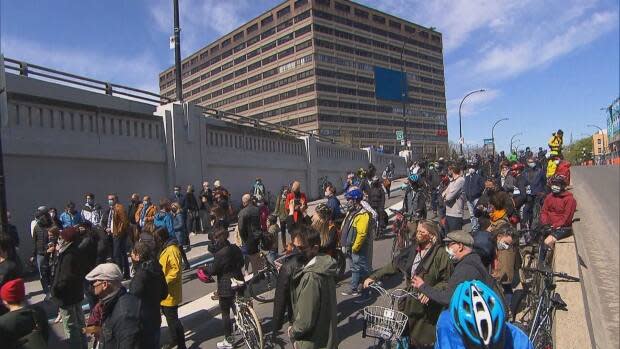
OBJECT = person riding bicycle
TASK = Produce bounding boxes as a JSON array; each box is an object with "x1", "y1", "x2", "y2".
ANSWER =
[
  {"x1": 403, "y1": 173, "x2": 427, "y2": 220},
  {"x1": 340, "y1": 187, "x2": 373, "y2": 301},
  {"x1": 363, "y1": 220, "x2": 451, "y2": 347},
  {"x1": 199, "y1": 228, "x2": 244, "y2": 349},
  {"x1": 539, "y1": 175, "x2": 576, "y2": 249},
  {"x1": 434, "y1": 280, "x2": 533, "y2": 349}
]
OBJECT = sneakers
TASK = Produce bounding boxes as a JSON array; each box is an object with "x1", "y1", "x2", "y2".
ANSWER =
[
  {"x1": 216, "y1": 339, "x2": 233, "y2": 349},
  {"x1": 340, "y1": 289, "x2": 360, "y2": 297}
]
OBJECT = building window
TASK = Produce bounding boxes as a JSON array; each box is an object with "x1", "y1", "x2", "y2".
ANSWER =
[
  {"x1": 354, "y1": 8, "x2": 369, "y2": 18},
  {"x1": 247, "y1": 48, "x2": 260, "y2": 59},
  {"x1": 597, "y1": 139, "x2": 602, "y2": 144},
  {"x1": 247, "y1": 23, "x2": 259, "y2": 34},
  {"x1": 372, "y1": 15, "x2": 386, "y2": 24},
  {"x1": 295, "y1": 9, "x2": 311, "y2": 22},
  {"x1": 277, "y1": 19, "x2": 293, "y2": 32},
  {"x1": 316, "y1": 0, "x2": 330, "y2": 6},
  {"x1": 278, "y1": 47, "x2": 295, "y2": 59},
  {"x1": 334, "y1": 2, "x2": 350, "y2": 12},
  {"x1": 405, "y1": 25, "x2": 416, "y2": 34},
  {"x1": 221, "y1": 38, "x2": 231, "y2": 47},
  {"x1": 294, "y1": 0, "x2": 308, "y2": 9},
  {"x1": 261, "y1": 40, "x2": 277, "y2": 53},
  {"x1": 233, "y1": 31, "x2": 244, "y2": 41},
  {"x1": 262, "y1": 54, "x2": 278, "y2": 65},
  {"x1": 294, "y1": 24, "x2": 311, "y2": 37},
  {"x1": 277, "y1": 6, "x2": 291, "y2": 18},
  {"x1": 278, "y1": 33, "x2": 294, "y2": 45},
  {"x1": 261, "y1": 15, "x2": 274, "y2": 27},
  {"x1": 389, "y1": 20, "x2": 401, "y2": 30},
  {"x1": 247, "y1": 60, "x2": 262, "y2": 72},
  {"x1": 234, "y1": 55, "x2": 247, "y2": 65},
  {"x1": 261, "y1": 27, "x2": 276, "y2": 39},
  {"x1": 295, "y1": 39, "x2": 312, "y2": 51},
  {"x1": 247, "y1": 35, "x2": 260, "y2": 47}
]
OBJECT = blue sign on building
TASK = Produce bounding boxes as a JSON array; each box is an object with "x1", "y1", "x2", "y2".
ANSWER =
[{"x1": 374, "y1": 66, "x2": 407, "y2": 102}]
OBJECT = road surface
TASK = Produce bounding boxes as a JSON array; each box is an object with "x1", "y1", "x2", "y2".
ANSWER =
[{"x1": 571, "y1": 166, "x2": 620, "y2": 349}]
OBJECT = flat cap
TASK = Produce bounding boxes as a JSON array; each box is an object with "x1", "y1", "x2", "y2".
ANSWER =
[
  {"x1": 443, "y1": 230, "x2": 474, "y2": 247},
  {"x1": 85, "y1": 263, "x2": 123, "y2": 282}
]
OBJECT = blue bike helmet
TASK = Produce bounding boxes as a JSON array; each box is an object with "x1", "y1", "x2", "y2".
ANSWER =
[
  {"x1": 344, "y1": 187, "x2": 363, "y2": 201},
  {"x1": 408, "y1": 173, "x2": 420, "y2": 182},
  {"x1": 450, "y1": 280, "x2": 506, "y2": 347}
]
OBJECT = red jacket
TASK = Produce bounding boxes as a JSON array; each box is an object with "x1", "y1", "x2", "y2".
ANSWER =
[
  {"x1": 540, "y1": 191, "x2": 577, "y2": 228},
  {"x1": 285, "y1": 192, "x2": 307, "y2": 223},
  {"x1": 555, "y1": 160, "x2": 571, "y2": 185}
]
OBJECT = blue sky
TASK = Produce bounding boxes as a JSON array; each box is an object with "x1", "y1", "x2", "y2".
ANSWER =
[{"x1": 1, "y1": 0, "x2": 618, "y2": 152}]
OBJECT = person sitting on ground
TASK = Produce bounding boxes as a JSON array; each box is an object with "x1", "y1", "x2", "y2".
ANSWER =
[
  {"x1": 540, "y1": 174, "x2": 577, "y2": 249},
  {"x1": 199, "y1": 228, "x2": 244, "y2": 349},
  {"x1": 364, "y1": 220, "x2": 452, "y2": 348},
  {"x1": 412, "y1": 230, "x2": 499, "y2": 307},
  {"x1": 0, "y1": 278, "x2": 49, "y2": 348},
  {"x1": 85, "y1": 263, "x2": 142, "y2": 349},
  {"x1": 434, "y1": 280, "x2": 533, "y2": 349},
  {"x1": 288, "y1": 227, "x2": 338, "y2": 349}
]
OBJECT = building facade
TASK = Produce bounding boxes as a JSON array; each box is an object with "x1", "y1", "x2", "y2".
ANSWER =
[
  {"x1": 606, "y1": 97, "x2": 619, "y2": 161},
  {"x1": 159, "y1": 0, "x2": 448, "y2": 156}
]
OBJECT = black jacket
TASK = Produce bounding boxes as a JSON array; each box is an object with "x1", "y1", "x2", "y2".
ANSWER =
[
  {"x1": 51, "y1": 242, "x2": 85, "y2": 307},
  {"x1": 205, "y1": 241, "x2": 244, "y2": 298},
  {"x1": 237, "y1": 204, "x2": 261, "y2": 249},
  {"x1": 0, "y1": 305, "x2": 49, "y2": 348},
  {"x1": 367, "y1": 185, "x2": 385, "y2": 210},
  {"x1": 31, "y1": 223, "x2": 51, "y2": 257},
  {"x1": 183, "y1": 193, "x2": 199, "y2": 211},
  {"x1": 464, "y1": 172, "x2": 485, "y2": 201},
  {"x1": 100, "y1": 288, "x2": 142, "y2": 349},
  {"x1": 129, "y1": 260, "x2": 167, "y2": 348},
  {"x1": 272, "y1": 252, "x2": 305, "y2": 331},
  {"x1": 77, "y1": 229, "x2": 99, "y2": 277},
  {"x1": 128, "y1": 201, "x2": 140, "y2": 225}
]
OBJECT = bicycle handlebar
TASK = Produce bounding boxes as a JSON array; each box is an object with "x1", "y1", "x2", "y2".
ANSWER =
[{"x1": 523, "y1": 267, "x2": 580, "y2": 282}]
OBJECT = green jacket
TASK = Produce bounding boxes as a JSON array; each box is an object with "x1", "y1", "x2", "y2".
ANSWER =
[
  {"x1": 290, "y1": 254, "x2": 338, "y2": 349},
  {"x1": 369, "y1": 242, "x2": 452, "y2": 347}
]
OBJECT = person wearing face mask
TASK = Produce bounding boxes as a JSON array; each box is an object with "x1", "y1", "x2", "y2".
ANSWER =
[
  {"x1": 553, "y1": 156, "x2": 571, "y2": 185},
  {"x1": 60, "y1": 201, "x2": 83, "y2": 229},
  {"x1": 464, "y1": 164, "x2": 485, "y2": 232},
  {"x1": 499, "y1": 161, "x2": 515, "y2": 192},
  {"x1": 47, "y1": 207, "x2": 63, "y2": 230},
  {"x1": 171, "y1": 203, "x2": 191, "y2": 270},
  {"x1": 364, "y1": 220, "x2": 451, "y2": 347},
  {"x1": 101, "y1": 194, "x2": 130, "y2": 279},
  {"x1": 412, "y1": 230, "x2": 498, "y2": 307},
  {"x1": 127, "y1": 193, "x2": 141, "y2": 227},
  {"x1": 134, "y1": 196, "x2": 157, "y2": 230},
  {"x1": 288, "y1": 227, "x2": 338, "y2": 349},
  {"x1": 548, "y1": 129, "x2": 564, "y2": 156},
  {"x1": 540, "y1": 175, "x2": 576, "y2": 249},
  {"x1": 523, "y1": 158, "x2": 546, "y2": 229},
  {"x1": 199, "y1": 228, "x2": 243, "y2": 349},
  {"x1": 30, "y1": 208, "x2": 53, "y2": 298},
  {"x1": 324, "y1": 185, "x2": 342, "y2": 224},
  {"x1": 442, "y1": 165, "x2": 466, "y2": 233},
  {"x1": 81, "y1": 193, "x2": 102, "y2": 227},
  {"x1": 285, "y1": 181, "x2": 308, "y2": 225}
]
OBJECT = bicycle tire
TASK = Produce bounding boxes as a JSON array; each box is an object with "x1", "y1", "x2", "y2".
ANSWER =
[
  {"x1": 239, "y1": 305, "x2": 264, "y2": 349},
  {"x1": 248, "y1": 265, "x2": 277, "y2": 303}
]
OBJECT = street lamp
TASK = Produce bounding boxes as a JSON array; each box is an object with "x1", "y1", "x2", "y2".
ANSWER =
[
  {"x1": 459, "y1": 89, "x2": 486, "y2": 155},
  {"x1": 491, "y1": 117, "x2": 509, "y2": 156},
  {"x1": 510, "y1": 132, "x2": 522, "y2": 153}
]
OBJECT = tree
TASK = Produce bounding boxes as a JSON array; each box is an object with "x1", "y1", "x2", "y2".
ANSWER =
[{"x1": 564, "y1": 137, "x2": 592, "y2": 163}]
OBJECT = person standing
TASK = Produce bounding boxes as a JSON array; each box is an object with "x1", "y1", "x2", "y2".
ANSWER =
[
  {"x1": 275, "y1": 185, "x2": 290, "y2": 252},
  {"x1": 135, "y1": 196, "x2": 157, "y2": 230},
  {"x1": 155, "y1": 228, "x2": 187, "y2": 349},
  {"x1": 324, "y1": 185, "x2": 342, "y2": 224},
  {"x1": 285, "y1": 181, "x2": 308, "y2": 227},
  {"x1": 288, "y1": 228, "x2": 338, "y2": 349},
  {"x1": 30, "y1": 208, "x2": 53, "y2": 298},
  {"x1": 443, "y1": 166, "x2": 466, "y2": 233},
  {"x1": 237, "y1": 194, "x2": 262, "y2": 273},
  {"x1": 154, "y1": 200, "x2": 175, "y2": 237},
  {"x1": 523, "y1": 158, "x2": 546, "y2": 229},
  {"x1": 60, "y1": 202, "x2": 83, "y2": 229},
  {"x1": 171, "y1": 202, "x2": 191, "y2": 270},
  {"x1": 464, "y1": 164, "x2": 485, "y2": 232},
  {"x1": 101, "y1": 194, "x2": 130, "y2": 279},
  {"x1": 81, "y1": 193, "x2": 102, "y2": 227},
  {"x1": 184, "y1": 185, "x2": 200, "y2": 236},
  {"x1": 127, "y1": 193, "x2": 141, "y2": 227},
  {"x1": 197, "y1": 195, "x2": 212, "y2": 235},
  {"x1": 0, "y1": 278, "x2": 49, "y2": 348},
  {"x1": 170, "y1": 185, "x2": 185, "y2": 206},
  {"x1": 51, "y1": 227, "x2": 87, "y2": 349},
  {"x1": 200, "y1": 181, "x2": 214, "y2": 206}
]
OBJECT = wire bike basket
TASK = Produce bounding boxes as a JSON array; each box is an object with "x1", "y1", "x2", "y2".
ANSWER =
[{"x1": 362, "y1": 283, "x2": 414, "y2": 341}]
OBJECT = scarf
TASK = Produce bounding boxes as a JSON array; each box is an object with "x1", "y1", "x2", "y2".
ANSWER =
[{"x1": 490, "y1": 209, "x2": 506, "y2": 222}]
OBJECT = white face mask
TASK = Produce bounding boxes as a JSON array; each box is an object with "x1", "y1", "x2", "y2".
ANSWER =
[
  {"x1": 528, "y1": 162, "x2": 536, "y2": 168},
  {"x1": 554, "y1": 160, "x2": 560, "y2": 165},
  {"x1": 445, "y1": 245, "x2": 457, "y2": 261},
  {"x1": 550, "y1": 185, "x2": 561, "y2": 193}
]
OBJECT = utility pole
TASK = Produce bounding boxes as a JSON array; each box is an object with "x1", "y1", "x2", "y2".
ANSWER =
[
  {"x1": 0, "y1": 57, "x2": 8, "y2": 236},
  {"x1": 400, "y1": 41, "x2": 408, "y2": 152},
  {"x1": 173, "y1": 0, "x2": 183, "y2": 102},
  {"x1": 458, "y1": 89, "x2": 486, "y2": 155}
]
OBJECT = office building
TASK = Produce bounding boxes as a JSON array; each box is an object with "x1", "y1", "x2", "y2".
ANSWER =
[{"x1": 159, "y1": 0, "x2": 448, "y2": 156}]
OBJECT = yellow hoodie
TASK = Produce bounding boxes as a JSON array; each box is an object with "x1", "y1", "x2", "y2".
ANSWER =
[{"x1": 159, "y1": 241, "x2": 183, "y2": 307}]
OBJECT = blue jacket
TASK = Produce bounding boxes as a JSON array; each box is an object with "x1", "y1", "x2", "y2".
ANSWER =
[
  {"x1": 59, "y1": 211, "x2": 83, "y2": 228},
  {"x1": 154, "y1": 212, "x2": 174, "y2": 237},
  {"x1": 524, "y1": 167, "x2": 546, "y2": 196},
  {"x1": 434, "y1": 310, "x2": 533, "y2": 349},
  {"x1": 464, "y1": 173, "x2": 484, "y2": 202},
  {"x1": 326, "y1": 196, "x2": 341, "y2": 222}
]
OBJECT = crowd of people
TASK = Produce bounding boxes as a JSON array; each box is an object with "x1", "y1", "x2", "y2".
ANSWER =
[{"x1": 0, "y1": 128, "x2": 579, "y2": 349}]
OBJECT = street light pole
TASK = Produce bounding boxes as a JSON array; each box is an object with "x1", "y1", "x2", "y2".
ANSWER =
[
  {"x1": 491, "y1": 117, "x2": 509, "y2": 156},
  {"x1": 459, "y1": 89, "x2": 486, "y2": 155},
  {"x1": 510, "y1": 132, "x2": 522, "y2": 153},
  {"x1": 173, "y1": 0, "x2": 183, "y2": 102},
  {"x1": 400, "y1": 41, "x2": 408, "y2": 152}
]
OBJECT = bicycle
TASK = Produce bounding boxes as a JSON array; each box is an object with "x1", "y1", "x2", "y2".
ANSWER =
[
  {"x1": 230, "y1": 278, "x2": 264, "y2": 349},
  {"x1": 247, "y1": 252, "x2": 278, "y2": 303},
  {"x1": 389, "y1": 208, "x2": 414, "y2": 260},
  {"x1": 362, "y1": 282, "x2": 416, "y2": 348},
  {"x1": 519, "y1": 267, "x2": 579, "y2": 348}
]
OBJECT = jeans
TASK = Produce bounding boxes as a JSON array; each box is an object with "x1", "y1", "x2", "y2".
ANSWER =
[
  {"x1": 445, "y1": 216, "x2": 463, "y2": 233},
  {"x1": 112, "y1": 234, "x2": 129, "y2": 277},
  {"x1": 36, "y1": 254, "x2": 50, "y2": 295},
  {"x1": 219, "y1": 296, "x2": 234, "y2": 338},
  {"x1": 60, "y1": 302, "x2": 87, "y2": 349},
  {"x1": 350, "y1": 253, "x2": 369, "y2": 296},
  {"x1": 162, "y1": 305, "x2": 186, "y2": 349},
  {"x1": 466, "y1": 198, "x2": 480, "y2": 232}
]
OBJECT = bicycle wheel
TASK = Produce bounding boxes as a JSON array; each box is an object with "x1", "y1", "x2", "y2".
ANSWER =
[
  {"x1": 248, "y1": 264, "x2": 277, "y2": 303},
  {"x1": 239, "y1": 305, "x2": 264, "y2": 349}
]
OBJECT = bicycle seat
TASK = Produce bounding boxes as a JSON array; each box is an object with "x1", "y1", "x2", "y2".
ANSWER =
[
  {"x1": 551, "y1": 293, "x2": 568, "y2": 310},
  {"x1": 231, "y1": 278, "x2": 246, "y2": 290}
]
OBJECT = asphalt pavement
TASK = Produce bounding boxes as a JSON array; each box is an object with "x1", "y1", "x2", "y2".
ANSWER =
[{"x1": 570, "y1": 165, "x2": 619, "y2": 349}]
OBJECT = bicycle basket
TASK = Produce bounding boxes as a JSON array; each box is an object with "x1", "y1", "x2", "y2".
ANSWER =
[{"x1": 362, "y1": 305, "x2": 408, "y2": 340}]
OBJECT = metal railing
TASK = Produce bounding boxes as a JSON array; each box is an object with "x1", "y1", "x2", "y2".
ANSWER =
[
  {"x1": 3, "y1": 57, "x2": 174, "y2": 105},
  {"x1": 198, "y1": 105, "x2": 338, "y2": 144}
]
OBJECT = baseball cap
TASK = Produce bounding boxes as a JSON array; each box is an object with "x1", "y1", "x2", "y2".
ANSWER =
[
  {"x1": 443, "y1": 230, "x2": 474, "y2": 247},
  {"x1": 85, "y1": 263, "x2": 123, "y2": 282}
]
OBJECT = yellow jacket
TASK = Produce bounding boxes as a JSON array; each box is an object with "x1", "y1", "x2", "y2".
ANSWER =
[
  {"x1": 546, "y1": 160, "x2": 557, "y2": 178},
  {"x1": 159, "y1": 241, "x2": 183, "y2": 307},
  {"x1": 548, "y1": 134, "x2": 563, "y2": 155},
  {"x1": 351, "y1": 212, "x2": 370, "y2": 254}
]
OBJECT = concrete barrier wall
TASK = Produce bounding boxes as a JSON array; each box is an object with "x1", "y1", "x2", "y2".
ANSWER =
[{"x1": 2, "y1": 72, "x2": 408, "y2": 259}]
